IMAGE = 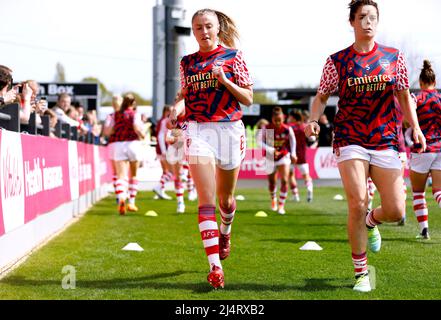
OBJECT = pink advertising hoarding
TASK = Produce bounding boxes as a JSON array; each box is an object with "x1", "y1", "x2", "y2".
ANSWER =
[
  {"x1": 21, "y1": 134, "x2": 71, "y2": 223},
  {"x1": 0, "y1": 130, "x2": 112, "y2": 237}
]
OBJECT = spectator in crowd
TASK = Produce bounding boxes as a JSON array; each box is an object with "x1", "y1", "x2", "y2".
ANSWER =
[
  {"x1": 83, "y1": 110, "x2": 101, "y2": 144},
  {"x1": 73, "y1": 101, "x2": 85, "y2": 121},
  {"x1": 0, "y1": 66, "x2": 33, "y2": 124},
  {"x1": 0, "y1": 65, "x2": 17, "y2": 107},
  {"x1": 24, "y1": 80, "x2": 48, "y2": 126},
  {"x1": 318, "y1": 114, "x2": 333, "y2": 147},
  {"x1": 52, "y1": 93, "x2": 88, "y2": 136},
  {"x1": 52, "y1": 93, "x2": 79, "y2": 126},
  {"x1": 14, "y1": 82, "x2": 33, "y2": 124},
  {"x1": 43, "y1": 109, "x2": 58, "y2": 138},
  {"x1": 66, "y1": 106, "x2": 78, "y2": 121}
]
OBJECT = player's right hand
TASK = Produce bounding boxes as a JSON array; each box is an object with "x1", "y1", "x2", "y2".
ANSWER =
[
  {"x1": 305, "y1": 121, "x2": 320, "y2": 138},
  {"x1": 168, "y1": 107, "x2": 177, "y2": 129}
]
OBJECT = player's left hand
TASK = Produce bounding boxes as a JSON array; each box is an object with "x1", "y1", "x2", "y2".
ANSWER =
[
  {"x1": 412, "y1": 127, "x2": 426, "y2": 153},
  {"x1": 291, "y1": 155, "x2": 297, "y2": 164}
]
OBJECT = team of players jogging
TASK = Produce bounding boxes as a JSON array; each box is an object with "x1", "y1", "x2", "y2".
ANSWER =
[{"x1": 104, "y1": 1, "x2": 441, "y2": 293}]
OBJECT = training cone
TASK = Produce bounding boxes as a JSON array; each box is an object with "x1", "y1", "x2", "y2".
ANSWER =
[
  {"x1": 333, "y1": 194, "x2": 344, "y2": 201},
  {"x1": 255, "y1": 211, "x2": 268, "y2": 217},
  {"x1": 122, "y1": 243, "x2": 144, "y2": 251},
  {"x1": 236, "y1": 195, "x2": 245, "y2": 201},
  {"x1": 145, "y1": 210, "x2": 158, "y2": 217},
  {"x1": 300, "y1": 241, "x2": 323, "y2": 251}
]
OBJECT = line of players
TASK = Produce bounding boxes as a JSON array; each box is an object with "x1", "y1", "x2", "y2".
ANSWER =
[
  {"x1": 257, "y1": 107, "x2": 314, "y2": 215},
  {"x1": 152, "y1": 101, "x2": 198, "y2": 214}
]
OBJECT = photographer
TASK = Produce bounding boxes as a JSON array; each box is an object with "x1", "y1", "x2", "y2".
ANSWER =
[
  {"x1": 0, "y1": 65, "x2": 18, "y2": 107},
  {"x1": 20, "y1": 80, "x2": 47, "y2": 125}
]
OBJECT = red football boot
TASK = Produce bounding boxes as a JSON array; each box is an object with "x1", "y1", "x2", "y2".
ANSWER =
[{"x1": 207, "y1": 265, "x2": 224, "y2": 289}]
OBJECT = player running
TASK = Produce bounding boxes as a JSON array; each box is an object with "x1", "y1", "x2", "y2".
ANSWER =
[
  {"x1": 305, "y1": 0, "x2": 426, "y2": 292},
  {"x1": 170, "y1": 8, "x2": 253, "y2": 289},
  {"x1": 287, "y1": 109, "x2": 313, "y2": 203},
  {"x1": 259, "y1": 107, "x2": 297, "y2": 214},
  {"x1": 408, "y1": 60, "x2": 441, "y2": 240}
]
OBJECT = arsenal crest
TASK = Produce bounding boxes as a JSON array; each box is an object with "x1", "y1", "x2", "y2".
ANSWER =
[{"x1": 379, "y1": 59, "x2": 390, "y2": 71}]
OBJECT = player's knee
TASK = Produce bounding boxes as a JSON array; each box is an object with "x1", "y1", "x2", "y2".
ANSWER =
[
  {"x1": 347, "y1": 198, "x2": 367, "y2": 216},
  {"x1": 218, "y1": 196, "x2": 235, "y2": 212}
]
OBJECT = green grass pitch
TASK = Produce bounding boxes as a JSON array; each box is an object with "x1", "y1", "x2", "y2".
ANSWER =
[{"x1": 1, "y1": 186, "x2": 440, "y2": 300}]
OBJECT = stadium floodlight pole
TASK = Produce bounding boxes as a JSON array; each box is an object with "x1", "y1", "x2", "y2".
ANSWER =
[{"x1": 152, "y1": 0, "x2": 190, "y2": 121}]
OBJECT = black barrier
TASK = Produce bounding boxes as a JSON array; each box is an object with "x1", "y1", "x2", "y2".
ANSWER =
[
  {"x1": 39, "y1": 115, "x2": 50, "y2": 137},
  {"x1": 20, "y1": 112, "x2": 37, "y2": 135},
  {"x1": 0, "y1": 103, "x2": 20, "y2": 132},
  {"x1": 1, "y1": 103, "x2": 99, "y2": 144},
  {"x1": 61, "y1": 123, "x2": 70, "y2": 139},
  {"x1": 71, "y1": 126, "x2": 78, "y2": 141},
  {"x1": 54, "y1": 121, "x2": 62, "y2": 138}
]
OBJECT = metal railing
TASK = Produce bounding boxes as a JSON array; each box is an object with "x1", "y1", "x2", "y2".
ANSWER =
[{"x1": 0, "y1": 103, "x2": 96, "y2": 144}]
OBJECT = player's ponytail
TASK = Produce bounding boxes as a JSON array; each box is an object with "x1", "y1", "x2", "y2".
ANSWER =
[
  {"x1": 419, "y1": 59, "x2": 436, "y2": 85},
  {"x1": 192, "y1": 9, "x2": 239, "y2": 49},
  {"x1": 120, "y1": 93, "x2": 137, "y2": 113},
  {"x1": 214, "y1": 10, "x2": 239, "y2": 49}
]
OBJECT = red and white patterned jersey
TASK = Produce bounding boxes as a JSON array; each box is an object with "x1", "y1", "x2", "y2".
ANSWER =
[
  {"x1": 393, "y1": 96, "x2": 406, "y2": 153},
  {"x1": 318, "y1": 42, "x2": 409, "y2": 152},
  {"x1": 155, "y1": 116, "x2": 169, "y2": 155},
  {"x1": 111, "y1": 109, "x2": 142, "y2": 142},
  {"x1": 288, "y1": 122, "x2": 307, "y2": 164},
  {"x1": 261, "y1": 123, "x2": 296, "y2": 162},
  {"x1": 180, "y1": 45, "x2": 253, "y2": 122},
  {"x1": 412, "y1": 89, "x2": 441, "y2": 153}
]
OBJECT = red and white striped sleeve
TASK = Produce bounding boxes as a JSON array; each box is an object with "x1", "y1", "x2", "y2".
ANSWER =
[
  {"x1": 180, "y1": 61, "x2": 186, "y2": 89},
  {"x1": 395, "y1": 51, "x2": 410, "y2": 91},
  {"x1": 317, "y1": 56, "x2": 339, "y2": 95},
  {"x1": 233, "y1": 50, "x2": 253, "y2": 87}
]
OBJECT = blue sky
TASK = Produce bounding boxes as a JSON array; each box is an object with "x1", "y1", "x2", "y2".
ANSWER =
[{"x1": 1, "y1": 0, "x2": 440, "y2": 99}]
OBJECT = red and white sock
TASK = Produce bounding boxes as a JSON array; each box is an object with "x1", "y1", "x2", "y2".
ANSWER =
[
  {"x1": 112, "y1": 175, "x2": 118, "y2": 193},
  {"x1": 128, "y1": 178, "x2": 138, "y2": 205},
  {"x1": 160, "y1": 171, "x2": 174, "y2": 190},
  {"x1": 306, "y1": 179, "x2": 313, "y2": 197},
  {"x1": 279, "y1": 185, "x2": 288, "y2": 208},
  {"x1": 269, "y1": 182, "x2": 277, "y2": 200},
  {"x1": 366, "y1": 208, "x2": 381, "y2": 228},
  {"x1": 413, "y1": 191, "x2": 428, "y2": 231},
  {"x1": 115, "y1": 178, "x2": 128, "y2": 202},
  {"x1": 198, "y1": 205, "x2": 221, "y2": 269},
  {"x1": 187, "y1": 176, "x2": 194, "y2": 193},
  {"x1": 433, "y1": 188, "x2": 441, "y2": 208},
  {"x1": 175, "y1": 180, "x2": 184, "y2": 204},
  {"x1": 352, "y1": 252, "x2": 368, "y2": 278},
  {"x1": 290, "y1": 181, "x2": 299, "y2": 197},
  {"x1": 219, "y1": 199, "x2": 236, "y2": 235}
]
